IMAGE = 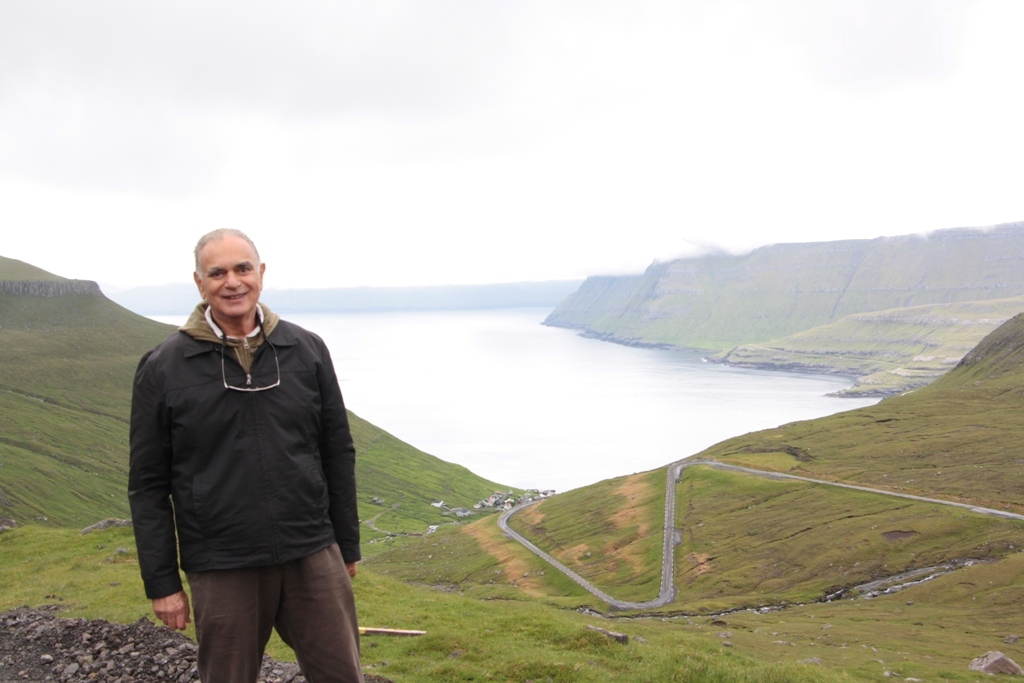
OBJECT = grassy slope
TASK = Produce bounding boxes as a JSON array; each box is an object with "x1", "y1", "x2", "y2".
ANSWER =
[
  {"x1": 0, "y1": 525, "x2": 850, "y2": 683},
  {"x1": 0, "y1": 259, "x2": 510, "y2": 531},
  {"x1": 0, "y1": 255, "x2": 64, "y2": 281},
  {"x1": 547, "y1": 223, "x2": 1024, "y2": 351},
  {"x1": 506, "y1": 469, "x2": 667, "y2": 602},
  {"x1": 701, "y1": 312, "x2": 1024, "y2": 514},
  {"x1": 672, "y1": 466, "x2": 1021, "y2": 612},
  {"x1": 348, "y1": 413, "x2": 511, "y2": 536}
]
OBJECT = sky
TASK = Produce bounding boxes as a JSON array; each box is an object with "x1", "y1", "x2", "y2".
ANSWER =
[{"x1": 2, "y1": 0, "x2": 1023, "y2": 291}]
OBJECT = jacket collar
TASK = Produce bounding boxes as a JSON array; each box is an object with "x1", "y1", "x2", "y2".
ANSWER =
[{"x1": 180, "y1": 318, "x2": 298, "y2": 358}]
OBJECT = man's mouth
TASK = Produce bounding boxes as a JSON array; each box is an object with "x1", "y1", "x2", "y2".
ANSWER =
[{"x1": 223, "y1": 292, "x2": 248, "y2": 301}]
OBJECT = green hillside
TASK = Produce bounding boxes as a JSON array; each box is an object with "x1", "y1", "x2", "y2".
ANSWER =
[
  {"x1": 710, "y1": 295, "x2": 1024, "y2": 397},
  {"x1": 365, "y1": 312, "x2": 1024, "y2": 679},
  {"x1": 546, "y1": 222, "x2": 1024, "y2": 354},
  {"x1": 0, "y1": 526, "x2": 847, "y2": 683},
  {"x1": 702, "y1": 312, "x2": 1024, "y2": 513},
  {"x1": 0, "y1": 258, "x2": 508, "y2": 530},
  {"x1": 0, "y1": 255, "x2": 64, "y2": 281}
]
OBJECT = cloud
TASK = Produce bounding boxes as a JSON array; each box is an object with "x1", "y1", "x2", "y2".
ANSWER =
[
  {"x1": 790, "y1": 0, "x2": 973, "y2": 87},
  {"x1": 0, "y1": 0, "x2": 521, "y2": 193}
]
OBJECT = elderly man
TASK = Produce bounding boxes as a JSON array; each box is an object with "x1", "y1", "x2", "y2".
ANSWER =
[{"x1": 129, "y1": 229, "x2": 363, "y2": 682}]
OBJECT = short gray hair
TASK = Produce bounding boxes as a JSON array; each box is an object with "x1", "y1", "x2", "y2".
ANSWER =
[{"x1": 194, "y1": 229, "x2": 261, "y2": 275}]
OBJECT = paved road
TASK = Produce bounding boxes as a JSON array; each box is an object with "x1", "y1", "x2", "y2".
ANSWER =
[{"x1": 499, "y1": 459, "x2": 1024, "y2": 611}]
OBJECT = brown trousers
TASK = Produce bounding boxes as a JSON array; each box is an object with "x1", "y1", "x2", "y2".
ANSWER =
[{"x1": 187, "y1": 544, "x2": 363, "y2": 683}]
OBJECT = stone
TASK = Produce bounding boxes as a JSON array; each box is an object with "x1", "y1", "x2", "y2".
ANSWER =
[
  {"x1": 968, "y1": 651, "x2": 1024, "y2": 675},
  {"x1": 585, "y1": 625, "x2": 629, "y2": 644},
  {"x1": 1007, "y1": 635, "x2": 1020, "y2": 644},
  {"x1": 80, "y1": 519, "x2": 133, "y2": 535}
]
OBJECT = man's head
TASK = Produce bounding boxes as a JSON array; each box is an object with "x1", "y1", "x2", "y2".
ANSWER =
[{"x1": 193, "y1": 229, "x2": 266, "y2": 336}]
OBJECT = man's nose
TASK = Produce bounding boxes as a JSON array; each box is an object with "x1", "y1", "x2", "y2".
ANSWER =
[{"x1": 225, "y1": 271, "x2": 240, "y2": 287}]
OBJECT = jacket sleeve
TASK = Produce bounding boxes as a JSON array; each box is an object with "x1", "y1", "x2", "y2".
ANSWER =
[
  {"x1": 128, "y1": 350, "x2": 184, "y2": 599},
  {"x1": 316, "y1": 339, "x2": 361, "y2": 563}
]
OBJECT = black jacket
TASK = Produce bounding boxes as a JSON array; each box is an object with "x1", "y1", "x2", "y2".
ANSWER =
[{"x1": 129, "y1": 320, "x2": 360, "y2": 599}]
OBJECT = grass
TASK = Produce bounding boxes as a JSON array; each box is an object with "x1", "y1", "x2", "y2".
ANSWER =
[
  {"x1": 506, "y1": 469, "x2": 667, "y2": 603},
  {"x1": 672, "y1": 465, "x2": 1024, "y2": 612},
  {"x1": 0, "y1": 255, "x2": 64, "y2": 281},
  {"x1": 0, "y1": 525, "x2": 854, "y2": 683}
]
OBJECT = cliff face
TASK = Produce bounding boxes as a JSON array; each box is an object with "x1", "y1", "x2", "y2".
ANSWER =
[
  {"x1": 545, "y1": 222, "x2": 1024, "y2": 350},
  {"x1": 0, "y1": 280, "x2": 102, "y2": 297}
]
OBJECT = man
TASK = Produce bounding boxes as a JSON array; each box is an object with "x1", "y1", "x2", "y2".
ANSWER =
[{"x1": 129, "y1": 229, "x2": 363, "y2": 682}]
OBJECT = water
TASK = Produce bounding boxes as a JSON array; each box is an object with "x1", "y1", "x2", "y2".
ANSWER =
[{"x1": 152, "y1": 308, "x2": 878, "y2": 492}]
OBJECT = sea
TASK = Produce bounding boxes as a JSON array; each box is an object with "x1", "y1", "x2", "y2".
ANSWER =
[{"x1": 152, "y1": 308, "x2": 879, "y2": 492}]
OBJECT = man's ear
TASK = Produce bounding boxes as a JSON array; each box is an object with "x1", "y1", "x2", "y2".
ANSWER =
[
  {"x1": 258, "y1": 262, "x2": 266, "y2": 291},
  {"x1": 193, "y1": 272, "x2": 205, "y2": 300}
]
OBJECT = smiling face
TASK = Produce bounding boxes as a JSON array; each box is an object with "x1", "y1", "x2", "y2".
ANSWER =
[{"x1": 193, "y1": 235, "x2": 266, "y2": 337}]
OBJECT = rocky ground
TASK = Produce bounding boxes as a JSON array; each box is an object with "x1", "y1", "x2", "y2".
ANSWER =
[{"x1": 0, "y1": 606, "x2": 392, "y2": 683}]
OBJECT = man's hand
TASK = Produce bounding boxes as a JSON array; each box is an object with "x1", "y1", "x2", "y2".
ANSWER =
[
  {"x1": 152, "y1": 591, "x2": 191, "y2": 631},
  {"x1": 346, "y1": 561, "x2": 358, "y2": 578}
]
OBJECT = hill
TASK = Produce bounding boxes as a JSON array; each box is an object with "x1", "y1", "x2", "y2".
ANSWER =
[
  {"x1": 0, "y1": 255, "x2": 508, "y2": 530},
  {"x1": 368, "y1": 312, "x2": 1024, "y2": 679},
  {"x1": 545, "y1": 221, "x2": 1024, "y2": 352},
  {"x1": 709, "y1": 295, "x2": 1024, "y2": 397}
]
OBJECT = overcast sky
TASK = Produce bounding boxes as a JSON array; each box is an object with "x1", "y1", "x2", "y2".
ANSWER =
[{"x1": 2, "y1": 0, "x2": 1022, "y2": 290}]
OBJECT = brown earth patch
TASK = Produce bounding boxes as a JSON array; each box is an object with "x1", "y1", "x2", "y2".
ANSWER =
[
  {"x1": 602, "y1": 474, "x2": 661, "y2": 578},
  {"x1": 882, "y1": 530, "x2": 919, "y2": 542},
  {"x1": 514, "y1": 502, "x2": 546, "y2": 528},
  {"x1": 688, "y1": 553, "x2": 712, "y2": 576},
  {"x1": 609, "y1": 475, "x2": 657, "y2": 533},
  {"x1": 462, "y1": 517, "x2": 546, "y2": 596}
]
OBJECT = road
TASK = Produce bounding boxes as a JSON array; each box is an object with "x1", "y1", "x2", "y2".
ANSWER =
[{"x1": 498, "y1": 459, "x2": 1024, "y2": 611}]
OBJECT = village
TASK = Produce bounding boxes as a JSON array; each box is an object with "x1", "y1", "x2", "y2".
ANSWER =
[{"x1": 429, "y1": 488, "x2": 557, "y2": 519}]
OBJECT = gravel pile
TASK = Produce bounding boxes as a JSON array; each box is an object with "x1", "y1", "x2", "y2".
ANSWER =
[{"x1": 0, "y1": 607, "x2": 391, "y2": 683}]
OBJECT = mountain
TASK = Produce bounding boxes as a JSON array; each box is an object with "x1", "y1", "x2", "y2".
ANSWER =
[
  {"x1": 108, "y1": 280, "x2": 584, "y2": 316},
  {"x1": 0, "y1": 255, "x2": 508, "y2": 529},
  {"x1": 545, "y1": 222, "x2": 1024, "y2": 351}
]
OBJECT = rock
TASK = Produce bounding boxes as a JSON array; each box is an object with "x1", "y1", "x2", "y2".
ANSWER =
[
  {"x1": 80, "y1": 519, "x2": 133, "y2": 535},
  {"x1": 1007, "y1": 635, "x2": 1020, "y2": 644},
  {"x1": 968, "y1": 651, "x2": 1024, "y2": 675},
  {"x1": 716, "y1": 631, "x2": 732, "y2": 639},
  {"x1": 585, "y1": 625, "x2": 629, "y2": 644},
  {"x1": 0, "y1": 280, "x2": 102, "y2": 297},
  {"x1": 798, "y1": 657, "x2": 822, "y2": 665},
  {"x1": 0, "y1": 606, "x2": 392, "y2": 682}
]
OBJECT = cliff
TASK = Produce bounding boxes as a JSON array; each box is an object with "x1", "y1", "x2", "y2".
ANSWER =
[
  {"x1": 545, "y1": 222, "x2": 1024, "y2": 350},
  {"x1": 0, "y1": 280, "x2": 102, "y2": 297}
]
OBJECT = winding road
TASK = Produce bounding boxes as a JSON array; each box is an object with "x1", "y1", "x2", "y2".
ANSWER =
[{"x1": 498, "y1": 459, "x2": 1024, "y2": 611}]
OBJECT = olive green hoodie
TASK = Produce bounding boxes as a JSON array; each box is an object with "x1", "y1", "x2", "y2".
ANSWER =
[{"x1": 180, "y1": 302, "x2": 281, "y2": 374}]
